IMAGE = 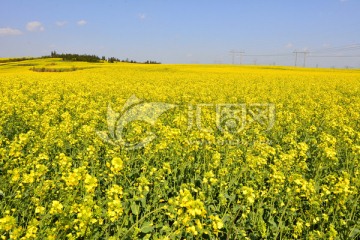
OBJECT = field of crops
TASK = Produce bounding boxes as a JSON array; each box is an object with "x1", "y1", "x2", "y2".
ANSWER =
[{"x1": 0, "y1": 59, "x2": 360, "y2": 239}]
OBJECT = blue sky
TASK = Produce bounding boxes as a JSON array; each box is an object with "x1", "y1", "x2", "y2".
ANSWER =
[{"x1": 1, "y1": 0, "x2": 360, "y2": 67}]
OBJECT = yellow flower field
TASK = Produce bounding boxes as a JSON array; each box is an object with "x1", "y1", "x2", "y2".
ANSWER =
[{"x1": 0, "y1": 58, "x2": 360, "y2": 239}]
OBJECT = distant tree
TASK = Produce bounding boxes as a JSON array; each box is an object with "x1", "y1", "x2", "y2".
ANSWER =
[
  {"x1": 51, "y1": 51, "x2": 58, "y2": 57},
  {"x1": 47, "y1": 51, "x2": 160, "y2": 64},
  {"x1": 48, "y1": 52, "x2": 101, "y2": 62},
  {"x1": 143, "y1": 60, "x2": 161, "y2": 64},
  {"x1": 108, "y1": 57, "x2": 120, "y2": 63}
]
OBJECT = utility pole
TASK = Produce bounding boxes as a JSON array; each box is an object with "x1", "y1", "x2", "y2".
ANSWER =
[
  {"x1": 229, "y1": 50, "x2": 245, "y2": 65},
  {"x1": 293, "y1": 51, "x2": 309, "y2": 67},
  {"x1": 230, "y1": 50, "x2": 236, "y2": 64},
  {"x1": 239, "y1": 52, "x2": 244, "y2": 64},
  {"x1": 303, "y1": 51, "x2": 308, "y2": 67},
  {"x1": 293, "y1": 51, "x2": 298, "y2": 66}
]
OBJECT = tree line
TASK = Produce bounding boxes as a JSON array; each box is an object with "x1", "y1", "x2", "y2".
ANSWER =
[
  {"x1": 50, "y1": 51, "x2": 160, "y2": 64},
  {"x1": 50, "y1": 51, "x2": 100, "y2": 62}
]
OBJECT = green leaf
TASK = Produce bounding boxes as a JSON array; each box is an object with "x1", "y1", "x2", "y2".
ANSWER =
[
  {"x1": 131, "y1": 202, "x2": 140, "y2": 215},
  {"x1": 141, "y1": 197, "x2": 147, "y2": 208},
  {"x1": 268, "y1": 216, "x2": 277, "y2": 229},
  {"x1": 141, "y1": 222, "x2": 154, "y2": 233}
]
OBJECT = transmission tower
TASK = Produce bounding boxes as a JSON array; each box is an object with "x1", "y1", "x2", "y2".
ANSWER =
[
  {"x1": 293, "y1": 51, "x2": 309, "y2": 67},
  {"x1": 229, "y1": 50, "x2": 245, "y2": 64}
]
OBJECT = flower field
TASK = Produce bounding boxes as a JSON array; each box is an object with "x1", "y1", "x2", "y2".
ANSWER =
[{"x1": 0, "y1": 58, "x2": 360, "y2": 239}]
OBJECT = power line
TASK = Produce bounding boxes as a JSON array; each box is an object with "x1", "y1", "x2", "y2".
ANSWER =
[
  {"x1": 229, "y1": 50, "x2": 245, "y2": 64},
  {"x1": 308, "y1": 55, "x2": 360, "y2": 58},
  {"x1": 310, "y1": 44, "x2": 360, "y2": 54},
  {"x1": 293, "y1": 51, "x2": 308, "y2": 67},
  {"x1": 243, "y1": 54, "x2": 292, "y2": 57}
]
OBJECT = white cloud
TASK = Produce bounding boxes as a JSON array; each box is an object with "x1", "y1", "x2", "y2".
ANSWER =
[
  {"x1": 0, "y1": 27, "x2": 22, "y2": 36},
  {"x1": 26, "y1": 21, "x2": 44, "y2": 32},
  {"x1": 77, "y1": 20, "x2": 87, "y2": 26},
  {"x1": 56, "y1": 21, "x2": 67, "y2": 27},
  {"x1": 285, "y1": 43, "x2": 293, "y2": 49},
  {"x1": 138, "y1": 13, "x2": 146, "y2": 20}
]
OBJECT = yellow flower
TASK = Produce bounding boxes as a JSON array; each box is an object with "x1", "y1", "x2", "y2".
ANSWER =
[
  {"x1": 0, "y1": 215, "x2": 17, "y2": 231},
  {"x1": 49, "y1": 201, "x2": 63, "y2": 215},
  {"x1": 209, "y1": 215, "x2": 224, "y2": 235},
  {"x1": 107, "y1": 184, "x2": 123, "y2": 198},
  {"x1": 62, "y1": 171, "x2": 82, "y2": 187},
  {"x1": 110, "y1": 157, "x2": 124, "y2": 174},
  {"x1": 35, "y1": 206, "x2": 45, "y2": 214},
  {"x1": 186, "y1": 225, "x2": 198, "y2": 235},
  {"x1": 107, "y1": 199, "x2": 123, "y2": 222},
  {"x1": 240, "y1": 186, "x2": 256, "y2": 204},
  {"x1": 84, "y1": 174, "x2": 98, "y2": 193}
]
